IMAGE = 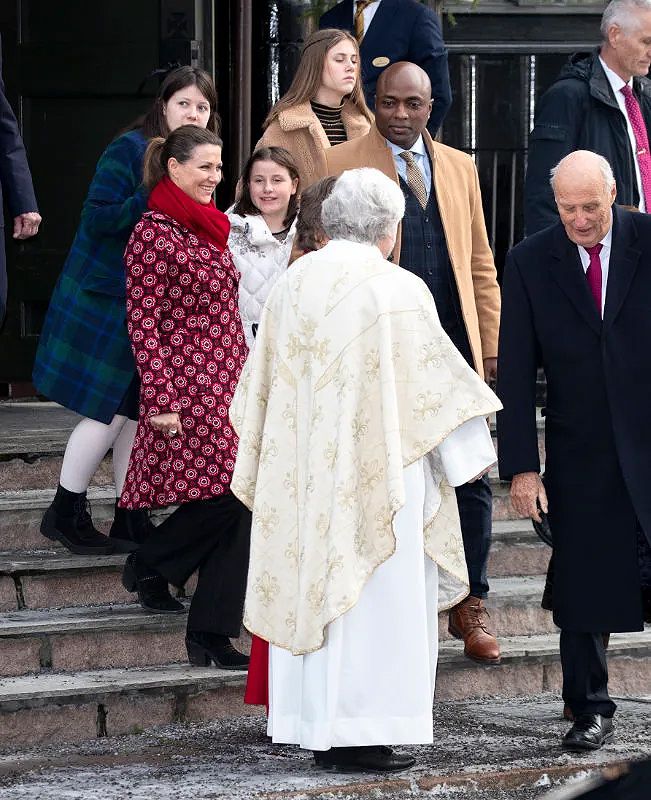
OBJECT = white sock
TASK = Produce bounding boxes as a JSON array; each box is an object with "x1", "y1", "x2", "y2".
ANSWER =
[
  {"x1": 59, "y1": 415, "x2": 130, "y2": 494},
  {"x1": 112, "y1": 419, "x2": 137, "y2": 495}
]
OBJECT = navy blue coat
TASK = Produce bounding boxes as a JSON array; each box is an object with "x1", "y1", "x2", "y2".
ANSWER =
[
  {"x1": 319, "y1": 0, "x2": 451, "y2": 134},
  {"x1": 0, "y1": 44, "x2": 39, "y2": 320},
  {"x1": 497, "y1": 206, "x2": 650, "y2": 634}
]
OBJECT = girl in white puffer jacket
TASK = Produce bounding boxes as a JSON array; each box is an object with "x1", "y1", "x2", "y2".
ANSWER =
[{"x1": 228, "y1": 146, "x2": 299, "y2": 349}]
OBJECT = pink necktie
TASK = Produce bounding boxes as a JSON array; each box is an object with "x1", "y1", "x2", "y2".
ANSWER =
[
  {"x1": 620, "y1": 84, "x2": 651, "y2": 210},
  {"x1": 585, "y1": 243, "x2": 603, "y2": 314}
]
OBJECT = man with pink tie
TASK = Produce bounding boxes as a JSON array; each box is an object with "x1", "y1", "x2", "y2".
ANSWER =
[{"x1": 525, "y1": 0, "x2": 651, "y2": 235}]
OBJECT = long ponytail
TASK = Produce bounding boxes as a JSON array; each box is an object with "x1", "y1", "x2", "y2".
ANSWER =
[{"x1": 142, "y1": 137, "x2": 167, "y2": 189}]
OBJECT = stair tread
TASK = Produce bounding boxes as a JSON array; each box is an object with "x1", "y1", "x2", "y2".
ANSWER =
[
  {"x1": 0, "y1": 663, "x2": 246, "y2": 703},
  {"x1": 0, "y1": 603, "x2": 187, "y2": 636},
  {"x1": 0, "y1": 402, "x2": 80, "y2": 456},
  {"x1": 0, "y1": 630, "x2": 647, "y2": 705},
  {"x1": 0, "y1": 552, "x2": 127, "y2": 573},
  {"x1": 0, "y1": 486, "x2": 116, "y2": 511},
  {"x1": 438, "y1": 630, "x2": 650, "y2": 664}
]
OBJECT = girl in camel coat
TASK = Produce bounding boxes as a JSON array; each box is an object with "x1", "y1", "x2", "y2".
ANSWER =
[{"x1": 256, "y1": 28, "x2": 373, "y2": 190}]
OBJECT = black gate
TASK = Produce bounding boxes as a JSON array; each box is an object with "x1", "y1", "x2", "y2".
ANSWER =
[{"x1": 442, "y1": 3, "x2": 604, "y2": 275}]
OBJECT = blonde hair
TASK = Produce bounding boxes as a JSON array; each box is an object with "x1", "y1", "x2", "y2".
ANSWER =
[{"x1": 263, "y1": 28, "x2": 373, "y2": 129}]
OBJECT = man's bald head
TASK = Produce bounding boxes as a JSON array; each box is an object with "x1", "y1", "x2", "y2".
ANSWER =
[
  {"x1": 376, "y1": 62, "x2": 432, "y2": 100},
  {"x1": 551, "y1": 151, "x2": 617, "y2": 248},
  {"x1": 374, "y1": 62, "x2": 433, "y2": 149}
]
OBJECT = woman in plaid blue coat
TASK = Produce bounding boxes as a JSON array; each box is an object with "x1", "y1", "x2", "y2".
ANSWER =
[{"x1": 34, "y1": 67, "x2": 220, "y2": 568}]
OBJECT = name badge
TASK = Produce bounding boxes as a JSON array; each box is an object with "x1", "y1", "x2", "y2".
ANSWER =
[{"x1": 372, "y1": 56, "x2": 390, "y2": 68}]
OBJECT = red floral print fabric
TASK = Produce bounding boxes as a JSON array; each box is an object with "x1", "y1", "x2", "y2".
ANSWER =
[{"x1": 119, "y1": 211, "x2": 247, "y2": 509}]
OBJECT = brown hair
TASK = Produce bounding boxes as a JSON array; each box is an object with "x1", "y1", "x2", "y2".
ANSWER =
[
  {"x1": 137, "y1": 66, "x2": 220, "y2": 138},
  {"x1": 294, "y1": 175, "x2": 337, "y2": 253},
  {"x1": 143, "y1": 125, "x2": 223, "y2": 190},
  {"x1": 233, "y1": 146, "x2": 300, "y2": 226},
  {"x1": 263, "y1": 29, "x2": 373, "y2": 129}
]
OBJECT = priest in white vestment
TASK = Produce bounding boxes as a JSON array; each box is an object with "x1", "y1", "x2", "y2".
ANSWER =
[{"x1": 229, "y1": 168, "x2": 502, "y2": 772}]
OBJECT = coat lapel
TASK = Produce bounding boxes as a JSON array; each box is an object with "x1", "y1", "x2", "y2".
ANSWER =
[
  {"x1": 603, "y1": 206, "x2": 641, "y2": 331},
  {"x1": 361, "y1": 0, "x2": 399, "y2": 59},
  {"x1": 548, "y1": 224, "x2": 602, "y2": 336}
]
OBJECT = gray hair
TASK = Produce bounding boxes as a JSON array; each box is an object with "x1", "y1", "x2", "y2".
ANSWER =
[
  {"x1": 549, "y1": 152, "x2": 616, "y2": 193},
  {"x1": 321, "y1": 168, "x2": 405, "y2": 245},
  {"x1": 601, "y1": 0, "x2": 651, "y2": 38}
]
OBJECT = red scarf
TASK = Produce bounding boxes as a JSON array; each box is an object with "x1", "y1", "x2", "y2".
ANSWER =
[{"x1": 148, "y1": 175, "x2": 230, "y2": 249}]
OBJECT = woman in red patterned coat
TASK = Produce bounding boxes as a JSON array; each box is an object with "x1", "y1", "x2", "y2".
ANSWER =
[{"x1": 120, "y1": 125, "x2": 250, "y2": 669}]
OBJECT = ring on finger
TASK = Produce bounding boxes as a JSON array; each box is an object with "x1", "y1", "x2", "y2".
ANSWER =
[{"x1": 169, "y1": 428, "x2": 178, "y2": 437}]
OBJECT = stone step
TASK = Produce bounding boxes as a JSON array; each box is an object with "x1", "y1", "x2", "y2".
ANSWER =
[
  {"x1": 0, "y1": 630, "x2": 647, "y2": 747},
  {"x1": 0, "y1": 572, "x2": 553, "y2": 677},
  {"x1": 0, "y1": 551, "x2": 553, "y2": 637},
  {"x1": 489, "y1": 519, "x2": 550, "y2": 576},
  {"x1": 0, "y1": 481, "x2": 533, "y2": 558},
  {"x1": 0, "y1": 551, "x2": 201, "y2": 611},
  {"x1": 0, "y1": 604, "x2": 189, "y2": 677}
]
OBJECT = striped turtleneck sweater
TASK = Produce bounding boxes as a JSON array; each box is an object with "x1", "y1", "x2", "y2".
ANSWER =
[{"x1": 311, "y1": 100, "x2": 348, "y2": 146}]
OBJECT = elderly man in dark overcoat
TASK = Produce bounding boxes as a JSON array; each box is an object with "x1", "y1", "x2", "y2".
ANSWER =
[
  {"x1": 497, "y1": 149, "x2": 651, "y2": 752},
  {"x1": 0, "y1": 37, "x2": 40, "y2": 321}
]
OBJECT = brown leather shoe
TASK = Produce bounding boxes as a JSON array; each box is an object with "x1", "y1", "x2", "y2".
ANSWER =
[{"x1": 448, "y1": 596, "x2": 501, "y2": 664}]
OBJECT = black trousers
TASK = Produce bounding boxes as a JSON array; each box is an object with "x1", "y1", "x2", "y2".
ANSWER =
[
  {"x1": 560, "y1": 630, "x2": 617, "y2": 718},
  {"x1": 140, "y1": 492, "x2": 250, "y2": 638},
  {"x1": 455, "y1": 474, "x2": 493, "y2": 598}
]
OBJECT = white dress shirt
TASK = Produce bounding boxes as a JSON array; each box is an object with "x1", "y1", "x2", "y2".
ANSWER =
[
  {"x1": 356, "y1": 0, "x2": 381, "y2": 36},
  {"x1": 599, "y1": 56, "x2": 645, "y2": 212},
  {"x1": 576, "y1": 221, "x2": 612, "y2": 318},
  {"x1": 386, "y1": 134, "x2": 432, "y2": 201}
]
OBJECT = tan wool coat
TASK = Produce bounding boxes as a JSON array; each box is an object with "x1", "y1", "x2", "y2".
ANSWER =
[
  {"x1": 323, "y1": 125, "x2": 500, "y2": 377},
  {"x1": 257, "y1": 100, "x2": 371, "y2": 190}
]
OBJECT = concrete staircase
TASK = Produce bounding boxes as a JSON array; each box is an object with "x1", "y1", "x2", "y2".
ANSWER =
[{"x1": 0, "y1": 402, "x2": 649, "y2": 747}]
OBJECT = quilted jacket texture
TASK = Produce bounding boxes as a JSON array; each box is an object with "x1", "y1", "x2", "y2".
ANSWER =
[{"x1": 227, "y1": 211, "x2": 296, "y2": 349}]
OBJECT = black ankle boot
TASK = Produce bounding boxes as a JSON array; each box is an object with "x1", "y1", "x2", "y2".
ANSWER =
[
  {"x1": 185, "y1": 631, "x2": 250, "y2": 670},
  {"x1": 41, "y1": 485, "x2": 114, "y2": 555},
  {"x1": 109, "y1": 502, "x2": 155, "y2": 551},
  {"x1": 122, "y1": 552, "x2": 184, "y2": 613}
]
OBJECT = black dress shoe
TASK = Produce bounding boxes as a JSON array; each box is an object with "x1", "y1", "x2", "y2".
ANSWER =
[
  {"x1": 562, "y1": 714, "x2": 614, "y2": 751},
  {"x1": 41, "y1": 497, "x2": 114, "y2": 555},
  {"x1": 109, "y1": 502, "x2": 155, "y2": 551},
  {"x1": 185, "y1": 631, "x2": 250, "y2": 670},
  {"x1": 122, "y1": 552, "x2": 184, "y2": 613},
  {"x1": 315, "y1": 745, "x2": 415, "y2": 772}
]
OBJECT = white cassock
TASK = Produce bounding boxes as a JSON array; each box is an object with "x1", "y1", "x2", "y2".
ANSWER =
[{"x1": 267, "y1": 416, "x2": 496, "y2": 750}]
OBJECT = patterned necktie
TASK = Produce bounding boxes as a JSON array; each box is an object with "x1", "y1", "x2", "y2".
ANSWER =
[
  {"x1": 620, "y1": 84, "x2": 651, "y2": 210},
  {"x1": 354, "y1": 0, "x2": 372, "y2": 43},
  {"x1": 585, "y1": 243, "x2": 603, "y2": 314},
  {"x1": 399, "y1": 151, "x2": 428, "y2": 209}
]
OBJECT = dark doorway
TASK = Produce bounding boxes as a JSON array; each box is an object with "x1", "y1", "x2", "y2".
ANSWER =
[{"x1": 0, "y1": 0, "x2": 216, "y2": 384}]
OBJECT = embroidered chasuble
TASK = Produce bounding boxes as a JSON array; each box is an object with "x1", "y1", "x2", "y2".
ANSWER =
[{"x1": 230, "y1": 240, "x2": 502, "y2": 655}]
